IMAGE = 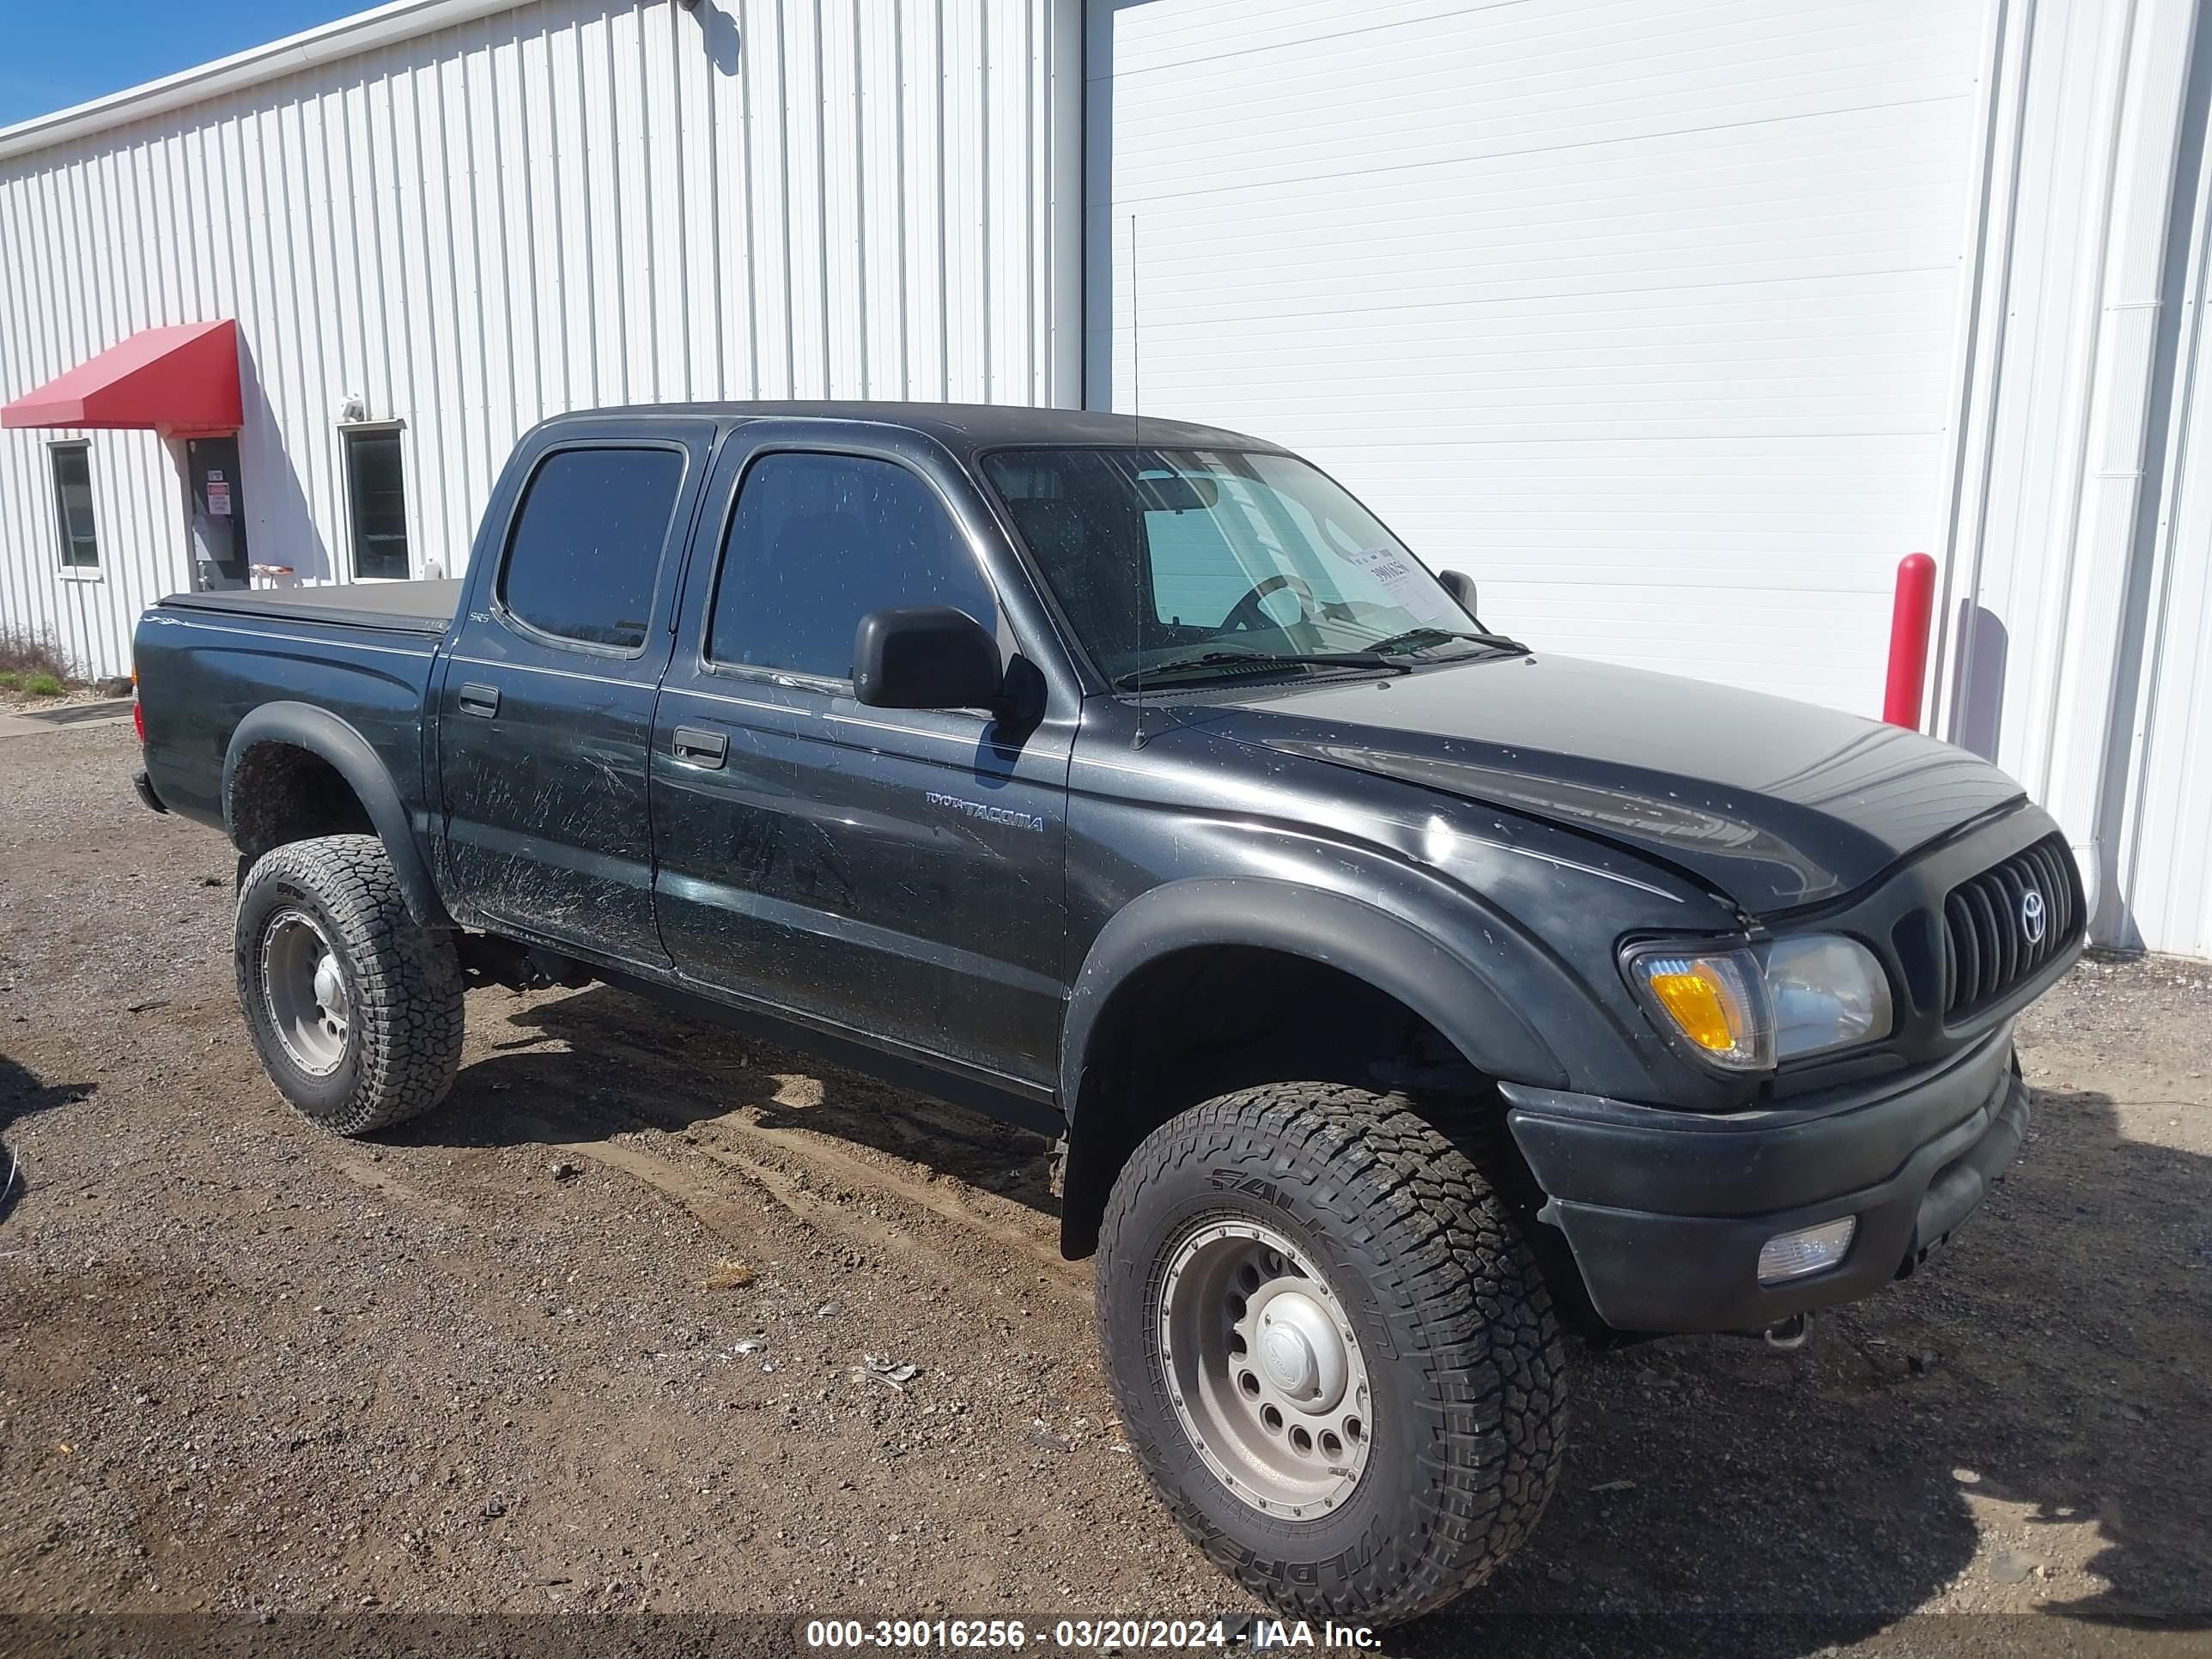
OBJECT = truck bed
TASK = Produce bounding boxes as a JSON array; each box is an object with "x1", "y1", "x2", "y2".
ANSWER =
[{"x1": 159, "y1": 580, "x2": 460, "y2": 636}]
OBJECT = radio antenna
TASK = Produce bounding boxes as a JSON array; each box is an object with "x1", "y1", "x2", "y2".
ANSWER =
[{"x1": 1129, "y1": 213, "x2": 1148, "y2": 746}]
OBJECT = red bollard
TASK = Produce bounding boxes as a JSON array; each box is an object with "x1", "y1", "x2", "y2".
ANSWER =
[{"x1": 1884, "y1": 552, "x2": 1937, "y2": 730}]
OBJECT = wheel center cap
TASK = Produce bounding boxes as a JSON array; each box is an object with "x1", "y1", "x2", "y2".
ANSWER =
[
  {"x1": 1261, "y1": 1325, "x2": 1315, "y2": 1393},
  {"x1": 313, "y1": 956, "x2": 346, "y2": 1017},
  {"x1": 1253, "y1": 1288, "x2": 1348, "y2": 1410}
]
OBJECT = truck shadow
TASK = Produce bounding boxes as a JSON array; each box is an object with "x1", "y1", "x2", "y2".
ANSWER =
[
  {"x1": 398, "y1": 983, "x2": 1061, "y2": 1210},
  {"x1": 403, "y1": 988, "x2": 2209, "y2": 1655},
  {"x1": 1402, "y1": 1083, "x2": 2211, "y2": 1657}
]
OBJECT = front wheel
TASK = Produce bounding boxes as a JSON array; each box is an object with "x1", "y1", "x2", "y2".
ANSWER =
[
  {"x1": 234, "y1": 834, "x2": 464, "y2": 1136},
  {"x1": 1097, "y1": 1084, "x2": 1566, "y2": 1626}
]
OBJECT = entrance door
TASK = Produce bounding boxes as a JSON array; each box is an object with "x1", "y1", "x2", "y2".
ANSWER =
[{"x1": 185, "y1": 437, "x2": 249, "y2": 591}]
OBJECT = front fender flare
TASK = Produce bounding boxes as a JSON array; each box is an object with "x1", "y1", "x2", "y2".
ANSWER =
[
  {"x1": 1059, "y1": 878, "x2": 1571, "y2": 1111},
  {"x1": 1053, "y1": 878, "x2": 1575, "y2": 1258},
  {"x1": 222, "y1": 702, "x2": 451, "y2": 930}
]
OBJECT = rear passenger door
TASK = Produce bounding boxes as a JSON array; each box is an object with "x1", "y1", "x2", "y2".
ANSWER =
[
  {"x1": 651, "y1": 430, "x2": 1072, "y2": 1091},
  {"x1": 436, "y1": 421, "x2": 714, "y2": 967}
]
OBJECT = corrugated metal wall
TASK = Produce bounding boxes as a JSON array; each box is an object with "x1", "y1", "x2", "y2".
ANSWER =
[
  {"x1": 0, "y1": 0, "x2": 1083, "y2": 680},
  {"x1": 2117, "y1": 156, "x2": 2212, "y2": 956},
  {"x1": 2097, "y1": 0, "x2": 2212, "y2": 957},
  {"x1": 1936, "y1": 0, "x2": 2212, "y2": 953},
  {"x1": 1932, "y1": 0, "x2": 2130, "y2": 783},
  {"x1": 1086, "y1": 0, "x2": 1991, "y2": 720}
]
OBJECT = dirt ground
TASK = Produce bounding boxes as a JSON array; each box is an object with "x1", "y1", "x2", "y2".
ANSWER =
[{"x1": 2, "y1": 716, "x2": 2208, "y2": 1657}]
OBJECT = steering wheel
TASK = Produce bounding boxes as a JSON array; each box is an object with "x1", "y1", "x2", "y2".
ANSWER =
[{"x1": 1221, "y1": 572, "x2": 1316, "y2": 633}]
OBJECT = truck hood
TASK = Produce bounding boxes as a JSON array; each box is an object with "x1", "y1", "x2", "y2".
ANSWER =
[{"x1": 1218, "y1": 653, "x2": 2024, "y2": 913}]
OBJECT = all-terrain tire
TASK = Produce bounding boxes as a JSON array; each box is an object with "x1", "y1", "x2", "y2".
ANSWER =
[
  {"x1": 1097, "y1": 1083, "x2": 1566, "y2": 1626},
  {"x1": 234, "y1": 834, "x2": 464, "y2": 1136}
]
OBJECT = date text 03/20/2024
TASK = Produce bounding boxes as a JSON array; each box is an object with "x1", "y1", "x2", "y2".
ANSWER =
[{"x1": 804, "y1": 1618, "x2": 1382, "y2": 1650}]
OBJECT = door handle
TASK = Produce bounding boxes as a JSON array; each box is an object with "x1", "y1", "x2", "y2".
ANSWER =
[
  {"x1": 671, "y1": 726, "x2": 728, "y2": 769},
  {"x1": 457, "y1": 682, "x2": 500, "y2": 719}
]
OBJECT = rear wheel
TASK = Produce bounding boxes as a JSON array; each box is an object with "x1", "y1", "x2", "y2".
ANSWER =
[
  {"x1": 1097, "y1": 1083, "x2": 1565, "y2": 1626},
  {"x1": 234, "y1": 834, "x2": 463, "y2": 1136}
]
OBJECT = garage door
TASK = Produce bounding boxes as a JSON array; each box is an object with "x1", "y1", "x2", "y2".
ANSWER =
[{"x1": 1086, "y1": 0, "x2": 1989, "y2": 716}]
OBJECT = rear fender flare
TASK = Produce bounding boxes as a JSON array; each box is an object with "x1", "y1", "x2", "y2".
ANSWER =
[{"x1": 222, "y1": 702, "x2": 451, "y2": 930}]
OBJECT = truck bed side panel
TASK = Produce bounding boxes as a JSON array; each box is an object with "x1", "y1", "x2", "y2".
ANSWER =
[{"x1": 134, "y1": 604, "x2": 439, "y2": 838}]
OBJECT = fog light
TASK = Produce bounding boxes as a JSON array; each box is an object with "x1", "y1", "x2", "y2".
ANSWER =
[{"x1": 1756, "y1": 1218, "x2": 1856, "y2": 1284}]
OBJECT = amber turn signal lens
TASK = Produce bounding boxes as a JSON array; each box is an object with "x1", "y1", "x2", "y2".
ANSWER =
[
  {"x1": 1644, "y1": 967, "x2": 1737, "y2": 1053},
  {"x1": 1625, "y1": 945, "x2": 1771, "y2": 1071}
]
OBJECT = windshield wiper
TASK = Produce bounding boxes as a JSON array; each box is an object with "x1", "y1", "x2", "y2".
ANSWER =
[
  {"x1": 1112, "y1": 647, "x2": 1406, "y2": 690},
  {"x1": 1364, "y1": 625, "x2": 1530, "y2": 658}
]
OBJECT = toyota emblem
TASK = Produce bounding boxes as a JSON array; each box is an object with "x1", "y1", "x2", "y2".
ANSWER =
[{"x1": 2021, "y1": 887, "x2": 2047, "y2": 945}]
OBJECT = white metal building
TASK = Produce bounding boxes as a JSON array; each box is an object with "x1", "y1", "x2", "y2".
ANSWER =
[{"x1": 3, "y1": 0, "x2": 2209, "y2": 957}]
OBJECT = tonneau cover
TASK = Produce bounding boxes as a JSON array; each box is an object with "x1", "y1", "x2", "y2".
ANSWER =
[{"x1": 158, "y1": 580, "x2": 460, "y2": 636}]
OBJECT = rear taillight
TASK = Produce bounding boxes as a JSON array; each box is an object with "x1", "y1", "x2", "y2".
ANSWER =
[{"x1": 131, "y1": 667, "x2": 145, "y2": 744}]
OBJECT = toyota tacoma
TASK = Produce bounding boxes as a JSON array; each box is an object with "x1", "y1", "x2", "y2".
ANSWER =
[{"x1": 130, "y1": 402, "x2": 2081, "y2": 1625}]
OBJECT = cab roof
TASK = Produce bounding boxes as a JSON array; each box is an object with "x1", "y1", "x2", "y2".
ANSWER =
[{"x1": 552, "y1": 400, "x2": 1284, "y2": 458}]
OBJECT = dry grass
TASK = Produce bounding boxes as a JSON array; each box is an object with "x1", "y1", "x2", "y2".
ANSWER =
[
  {"x1": 0, "y1": 628, "x2": 75, "y2": 698},
  {"x1": 697, "y1": 1258, "x2": 757, "y2": 1291}
]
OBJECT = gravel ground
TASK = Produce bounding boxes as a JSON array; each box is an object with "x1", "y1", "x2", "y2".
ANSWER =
[{"x1": 3, "y1": 717, "x2": 2209, "y2": 1657}]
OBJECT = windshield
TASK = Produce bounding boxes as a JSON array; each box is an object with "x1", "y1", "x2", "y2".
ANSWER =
[{"x1": 981, "y1": 447, "x2": 1493, "y2": 686}]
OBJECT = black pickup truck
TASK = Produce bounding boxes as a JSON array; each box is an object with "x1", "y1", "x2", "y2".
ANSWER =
[{"x1": 132, "y1": 402, "x2": 2081, "y2": 1624}]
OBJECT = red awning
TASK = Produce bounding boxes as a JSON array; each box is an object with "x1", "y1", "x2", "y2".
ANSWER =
[{"x1": 2, "y1": 319, "x2": 241, "y2": 435}]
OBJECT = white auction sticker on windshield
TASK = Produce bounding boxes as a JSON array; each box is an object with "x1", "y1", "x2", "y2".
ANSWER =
[{"x1": 1340, "y1": 546, "x2": 1452, "y2": 621}]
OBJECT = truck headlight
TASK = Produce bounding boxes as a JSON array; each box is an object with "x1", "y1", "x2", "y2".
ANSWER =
[
  {"x1": 1625, "y1": 934, "x2": 1892, "y2": 1072},
  {"x1": 1764, "y1": 934, "x2": 1893, "y2": 1060}
]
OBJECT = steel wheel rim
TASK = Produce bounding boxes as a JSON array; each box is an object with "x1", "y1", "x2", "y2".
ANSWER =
[
  {"x1": 1156, "y1": 1217, "x2": 1372, "y2": 1518},
  {"x1": 260, "y1": 908, "x2": 351, "y2": 1078}
]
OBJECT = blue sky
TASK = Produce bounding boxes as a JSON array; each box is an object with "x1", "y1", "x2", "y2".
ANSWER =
[{"x1": 0, "y1": 2, "x2": 361, "y2": 128}]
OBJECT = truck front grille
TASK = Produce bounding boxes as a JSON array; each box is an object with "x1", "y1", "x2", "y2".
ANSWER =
[{"x1": 1942, "y1": 834, "x2": 2078, "y2": 1018}]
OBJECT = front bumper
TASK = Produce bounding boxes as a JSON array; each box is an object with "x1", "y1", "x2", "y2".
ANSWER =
[{"x1": 1500, "y1": 1030, "x2": 2028, "y2": 1334}]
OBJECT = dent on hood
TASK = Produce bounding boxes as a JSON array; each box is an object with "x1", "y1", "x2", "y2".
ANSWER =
[{"x1": 1267, "y1": 738, "x2": 1832, "y2": 905}]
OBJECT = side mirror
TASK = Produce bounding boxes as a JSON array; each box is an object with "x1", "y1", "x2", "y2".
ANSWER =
[
  {"x1": 853, "y1": 605, "x2": 1006, "y2": 711},
  {"x1": 1438, "y1": 569, "x2": 1479, "y2": 617}
]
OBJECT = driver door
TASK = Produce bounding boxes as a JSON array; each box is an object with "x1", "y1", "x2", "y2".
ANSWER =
[{"x1": 650, "y1": 428, "x2": 1073, "y2": 1093}]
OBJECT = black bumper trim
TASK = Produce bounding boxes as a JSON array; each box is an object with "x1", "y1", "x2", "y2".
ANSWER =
[
  {"x1": 1504, "y1": 1040, "x2": 2028, "y2": 1334},
  {"x1": 1904, "y1": 1072, "x2": 2028, "y2": 1269},
  {"x1": 131, "y1": 769, "x2": 168, "y2": 815},
  {"x1": 1500, "y1": 1030, "x2": 2014, "y2": 1218}
]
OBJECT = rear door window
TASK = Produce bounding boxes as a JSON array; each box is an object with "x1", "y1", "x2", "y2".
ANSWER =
[
  {"x1": 708, "y1": 451, "x2": 997, "y2": 681},
  {"x1": 499, "y1": 447, "x2": 689, "y2": 652}
]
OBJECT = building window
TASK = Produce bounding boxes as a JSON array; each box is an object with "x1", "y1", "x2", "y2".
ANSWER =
[
  {"x1": 49, "y1": 442, "x2": 99, "y2": 570},
  {"x1": 343, "y1": 426, "x2": 410, "y2": 579}
]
